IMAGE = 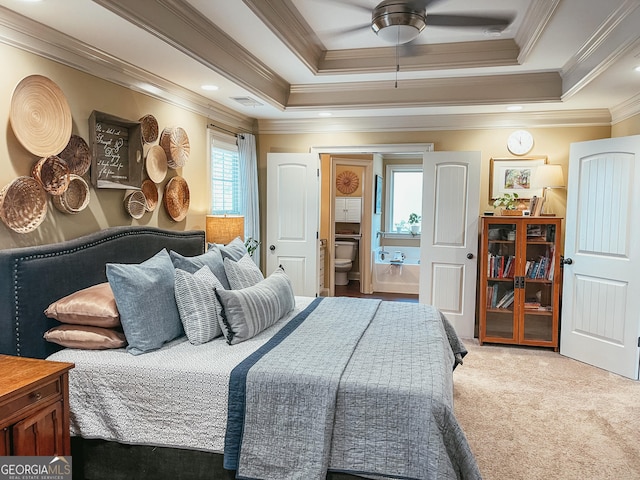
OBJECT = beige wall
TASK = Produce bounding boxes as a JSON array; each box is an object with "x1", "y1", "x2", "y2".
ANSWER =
[
  {"x1": 257, "y1": 126, "x2": 612, "y2": 253},
  {"x1": 0, "y1": 42, "x2": 214, "y2": 249}
]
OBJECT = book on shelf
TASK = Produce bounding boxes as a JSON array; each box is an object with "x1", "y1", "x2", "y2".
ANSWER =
[{"x1": 496, "y1": 289, "x2": 514, "y2": 308}]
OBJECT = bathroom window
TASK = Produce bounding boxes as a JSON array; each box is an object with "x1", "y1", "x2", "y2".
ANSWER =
[
  {"x1": 210, "y1": 132, "x2": 240, "y2": 215},
  {"x1": 385, "y1": 164, "x2": 423, "y2": 234}
]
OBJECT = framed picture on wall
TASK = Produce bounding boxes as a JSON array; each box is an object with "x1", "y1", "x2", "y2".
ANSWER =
[
  {"x1": 375, "y1": 174, "x2": 383, "y2": 214},
  {"x1": 489, "y1": 156, "x2": 547, "y2": 200}
]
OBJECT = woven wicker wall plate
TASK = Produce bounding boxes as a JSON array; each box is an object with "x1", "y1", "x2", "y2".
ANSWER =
[
  {"x1": 124, "y1": 190, "x2": 147, "y2": 219},
  {"x1": 141, "y1": 179, "x2": 158, "y2": 212},
  {"x1": 139, "y1": 114, "x2": 159, "y2": 144},
  {"x1": 59, "y1": 135, "x2": 91, "y2": 176},
  {"x1": 32, "y1": 155, "x2": 71, "y2": 195},
  {"x1": 10, "y1": 75, "x2": 72, "y2": 157},
  {"x1": 160, "y1": 127, "x2": 190, "y2": 169},
  {"x1": 163, "y1": 176, "x2": 190, "y2": 222},
  {"x1": 336, "y1": 170, "x2": 359, "y2": 194},
  {"x1": 0, "y1": 176, "x2": 48, "y2": 233},
  {"x1": 145, "y1": 145, "x2": 168, "y2": 183},
  {"x1": 52, "y1": 174, "x2": 90, "y2": 214}
]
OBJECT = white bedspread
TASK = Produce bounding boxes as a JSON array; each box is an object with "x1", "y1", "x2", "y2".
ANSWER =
[{"x1": 47, "y1": 296, "x2": 315, "y2": 453}]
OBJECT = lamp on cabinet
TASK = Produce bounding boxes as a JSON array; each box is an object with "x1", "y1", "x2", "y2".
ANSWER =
[
  {"x1": 532, "y1": 164, "x2": 565, "y2": 215},
  {"x1": 206, "y1": 215, "x2": 244, "y2": 245}
]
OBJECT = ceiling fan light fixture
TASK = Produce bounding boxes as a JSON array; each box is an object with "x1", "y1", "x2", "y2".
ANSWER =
[{"x1": 371, "y1": 2, "x2": 426, "y2": 45}]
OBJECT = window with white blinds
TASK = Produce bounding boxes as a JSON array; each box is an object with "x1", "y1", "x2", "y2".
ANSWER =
[{"x1": 210, "y1": 133, "x2": 240, "y2": 215}]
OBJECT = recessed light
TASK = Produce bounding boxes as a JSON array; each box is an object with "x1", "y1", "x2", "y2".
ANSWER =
[
  {"x1": 318, "y1": 112, "x2": 332, "y2": 117},
  {"x1": 507, "y1": 105, "x2": 523, "y2": 111},
  {"x1": 635, "y1": 66, "x2": 640, "y2": 73},
  {"x1": 201, "y1": 84, "x2": 219, "y2": 91}
]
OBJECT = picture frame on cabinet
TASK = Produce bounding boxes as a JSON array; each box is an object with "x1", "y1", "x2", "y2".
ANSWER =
[
  {"x1": 374, "y1": 174, "x2": 383, "y2": 214},
  {"x1": 489, "y1": 156, "x2": 547, "y2": 200}
]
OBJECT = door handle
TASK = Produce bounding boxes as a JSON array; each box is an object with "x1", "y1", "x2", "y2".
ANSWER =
[
  {"x1": 466, "y1": 253, "x2": 474, "y2": 259},
  {"x1": 561, "y1": 256, "x2": 573, "y2": 265},
  {"x1": 269, "y1": 244, "x2": 276, "y2": 251}
]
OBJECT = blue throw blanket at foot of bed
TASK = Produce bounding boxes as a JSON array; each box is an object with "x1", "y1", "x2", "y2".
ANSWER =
[{"x1": 225, "y1": 297, "x2": 480, "y2": 480}]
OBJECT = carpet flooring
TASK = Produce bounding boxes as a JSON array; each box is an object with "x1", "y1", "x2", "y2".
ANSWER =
[{"x1": 453, "y1": 340, "x2": 640, "y2": 480}]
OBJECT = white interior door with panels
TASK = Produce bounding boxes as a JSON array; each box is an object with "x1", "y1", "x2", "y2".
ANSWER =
[
  {"x1": 561, "y1": 135, "x2": 640, "y2": 380},
  {"x1": 266, "y1": 153, "x2": 319, "y2": 297},
  {"x1": 419, "y1": 151, "x2": 480, "y2": 339}
]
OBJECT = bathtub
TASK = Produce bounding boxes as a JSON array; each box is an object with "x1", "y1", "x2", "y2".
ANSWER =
[{"x1": 372, "y1": 246, "x2": 420, "y2": 295}]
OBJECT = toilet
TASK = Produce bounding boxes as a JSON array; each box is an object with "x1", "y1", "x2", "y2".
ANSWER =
[{"x1": 335, "y1": 239, "x2": 357, "y2": 286}]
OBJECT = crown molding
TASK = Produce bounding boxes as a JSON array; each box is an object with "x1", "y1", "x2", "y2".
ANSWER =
[
  {"x1": 0, "y1": 5, "x2": 256, "y2": 132},
  {"x1": 610, "y1": 93, "x2": 640, "y2": 124},
  {"x1": 257, "y1": 109, "x2": 612, "y2": 135},
  {"x1": 287, "y1": 72, "x2": 562, "y2": 110},
  {"x1": 515, "y1": 0, "x2": 561, "y2": 64}
]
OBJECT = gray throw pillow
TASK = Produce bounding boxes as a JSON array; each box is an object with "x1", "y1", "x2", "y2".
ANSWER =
[
  {"x1": 106, "y1": 249, "x2": 183, "y2": 355},
  {"x1": 170, "y1": 247, "x2": 231, "y2": 290},
  {"x1": 216, "y1": 236, "x2": 247, "y2": 261},
  {"x1": 174, "y1": 266, "x2": 224, "y2": 345},
  {"x1": 215, "y1": 267, "x2": 295, "y2": 345},
  {"x1": 224, "y1": 254, "x2": 264, "y2": 289}
]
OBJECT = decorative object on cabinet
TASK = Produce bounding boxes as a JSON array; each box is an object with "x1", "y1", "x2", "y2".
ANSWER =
[
  {"x1": 531, "y1": 164, "x2": 565, "y2": 216},
  {"x1": 493, "y1": 192, "x2": 521, "y2": 215},
  {"x1": 490, "y1": 156, "x2": 547, "y2": 200},
  {"x1": 506, "y1": 129, "x2": 534, "y2": 156},
  {"x1": 160, "y1": 127, "x2": 190, "y2": 169},
  {"x1": 336, "y1": 170, "x2": 359, "y2": 195},
  {"x1": 52, "y1": 174, "x2": 90, "y2": 215},
  {"x1": 374, "y1": 174, "x2": 383, "y2": 214},
  {"x1": 0, "y1": 355, "x2": 74, "y2": 456},
  {"x1": 124, "y1": 190, "x2": 146, "y2": 219},
  {"x1": 479, "y1": 216, "x2": 562, "y2": 350},
  {"x1": 89, "y1": 111, "x2": 143, "y2": 190},
  {"x1": 59, "y1": 134, "x2": 92, "y2": 176},
  {"x1": 335, "y1": 197, "x2": 362, "y2": 223},
  {"x1": 145, "y1": 145, "x2": 168, "y2": 184},
  {"x1": 0, "y1": 176, "x2": 48, "y2": 234},
  {"x1": 139, "y1": 114, "x2": 159, "y2": 144},
  {"x1": 163, "y1": 176, "x2": 190, "y2": 222},
  {"x1": 9, "y1": 75, "x2": 72, "y2": 158},
  {"x1": 206, "y1": 215, "x2": 244, "y2": 244}
]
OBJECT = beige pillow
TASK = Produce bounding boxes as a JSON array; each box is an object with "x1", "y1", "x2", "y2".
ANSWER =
[
  {"x1": 45, "y1": 283, "x2": 120, "y2": 327},
  {"x1": 44, "y1": 325, "x2": 127, "y2": 349}
]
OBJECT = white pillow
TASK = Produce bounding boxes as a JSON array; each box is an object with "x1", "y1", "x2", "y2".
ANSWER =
[{"x1": 174, "y1": 266, "x2": 225, "y2": 345}]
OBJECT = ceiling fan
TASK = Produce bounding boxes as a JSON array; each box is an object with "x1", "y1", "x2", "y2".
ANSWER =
[{"x1": 322, "y1": 0, "x2": 514, "y2": 45}]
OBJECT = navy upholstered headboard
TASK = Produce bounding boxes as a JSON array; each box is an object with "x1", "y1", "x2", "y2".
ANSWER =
[{"x1": 0, "y1": 226, "x2": 205, "y2": 359}]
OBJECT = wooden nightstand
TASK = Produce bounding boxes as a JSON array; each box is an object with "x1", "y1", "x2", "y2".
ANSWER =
[{"x1": 0, "y1": 355, "x2": 74, "y2": 456}]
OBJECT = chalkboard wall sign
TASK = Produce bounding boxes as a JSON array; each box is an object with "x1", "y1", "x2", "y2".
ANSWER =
[{"x1": 89, "y1": 110, "x2": 143, "y2": 189}]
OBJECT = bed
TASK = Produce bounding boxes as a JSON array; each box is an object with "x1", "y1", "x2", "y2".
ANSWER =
[{"x1": 0, "y1": 226, "x2": 480, "y2": 480}]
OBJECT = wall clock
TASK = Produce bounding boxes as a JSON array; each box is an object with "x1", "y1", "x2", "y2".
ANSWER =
[{"x1": 507, "y1": 130, "x2": 534, "y2": 156}]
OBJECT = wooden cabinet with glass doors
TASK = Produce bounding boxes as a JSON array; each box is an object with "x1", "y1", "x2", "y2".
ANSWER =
[{"x1": 479, "y1": 216, "x2": 562, "y2": 350}]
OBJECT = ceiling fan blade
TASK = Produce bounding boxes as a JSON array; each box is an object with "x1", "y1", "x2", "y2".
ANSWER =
[
  {"x1": 310, "y1": 0, "x2": 372, "y2": 14},
  {"x1": 425, "y1": 13, "x2": 514, "y2": 29},
  {"x1": 407, "y1": 0, "x2": 448, "y2": 11}
]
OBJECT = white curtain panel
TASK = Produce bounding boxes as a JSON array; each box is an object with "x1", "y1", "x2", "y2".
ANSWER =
[{"x1": 237, "y1": 133, "x2": 260, "y2": 266}]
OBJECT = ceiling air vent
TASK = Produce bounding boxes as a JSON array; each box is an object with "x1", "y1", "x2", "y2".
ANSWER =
[{"x1": 231, "y1": 96, "x2": 263, "y2": 107}]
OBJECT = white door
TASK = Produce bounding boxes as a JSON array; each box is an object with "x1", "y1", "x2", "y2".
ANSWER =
[
  {"x1": 560, "y1": 135, "x2": 640, "y2": 380},
  {"x1": 266, "y1": 153, "x2": 319, "y2": 297},
  {"x1": 419, "y1": 151, "x2": 480, "y2": 339}
]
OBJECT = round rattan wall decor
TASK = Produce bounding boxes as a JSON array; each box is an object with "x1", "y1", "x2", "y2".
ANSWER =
[
  {"x1": 163, "y1": 176, "x2": 190, "y2": 222},
  {"x1": 336, "y1": 170, "x2": 359, "y2": 195},
  {"x1": 145, "y1": 145, "x2": 168, "y2": 184},
  {"x1": 141, "y1": 179, "x2": 158, "y2": 212},
  {"x1": 139, "y1": 114, "x2": 159, "y2": 144},
  {"x1": 58, "y1": 134, "x2": 91, "y2": 176},
  {"x1": 0, "y1": 176, "x2": 48, "y2": 233},
  {"x1": 160, "y1": 127, "x2": 190, "y2": 169},
  {"x1": 52, "y1": 174, "x2": 90, "y2": 215},
  {"x1": 9, "y1": 75, "x2": 72, "y2": 157}
]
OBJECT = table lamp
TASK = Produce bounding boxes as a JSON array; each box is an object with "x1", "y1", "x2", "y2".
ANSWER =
[
  {"x1": 532, "y1": 164, "x2": 565, "y2": 215},
  {"x1": 206, "y1": 215, "x2": 244, "y2": 245}
]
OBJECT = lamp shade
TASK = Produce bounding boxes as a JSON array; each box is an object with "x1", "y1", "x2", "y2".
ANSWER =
[
  {"x1": 532, "y1": 164, "x2": 565, "y2": 189},
  {"x1": 206, "y1": 215, "x2": 244, "y2": 245}
]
